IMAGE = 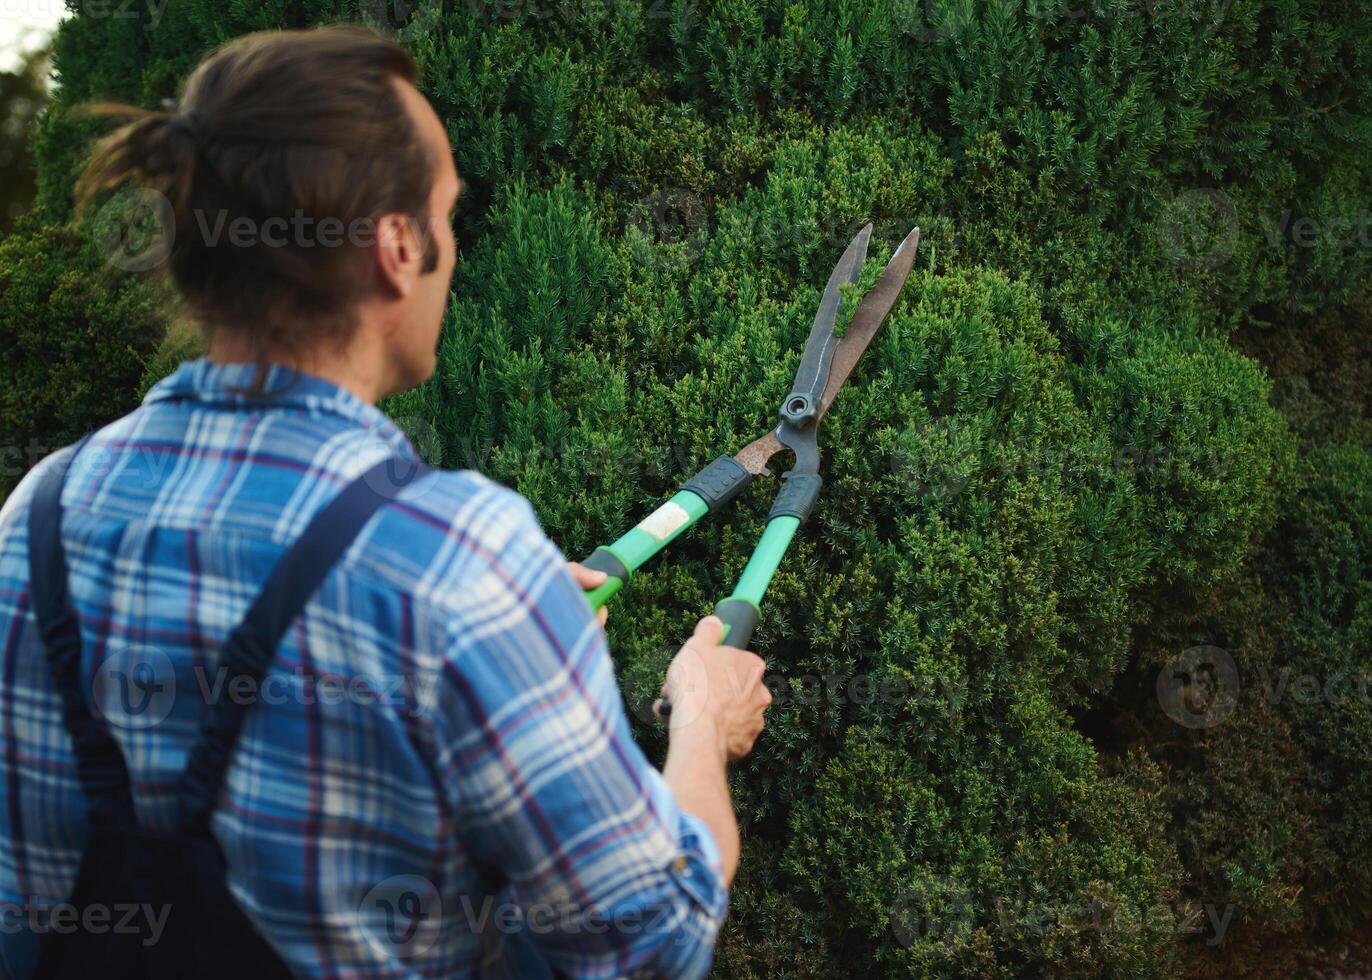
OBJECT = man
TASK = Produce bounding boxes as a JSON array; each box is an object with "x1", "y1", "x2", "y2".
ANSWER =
[{"x1": 0, "y1": 25, "x2": 770, "y2": 979}]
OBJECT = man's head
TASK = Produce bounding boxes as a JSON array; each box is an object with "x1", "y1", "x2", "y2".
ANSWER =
[{"x1": 78, "y1": 26, "x2": 461, "y2": 400}]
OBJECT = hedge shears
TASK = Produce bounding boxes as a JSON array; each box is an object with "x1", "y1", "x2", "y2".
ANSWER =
[{"x1": 580, "y1": 223, "x2": 920, "y2": 702}]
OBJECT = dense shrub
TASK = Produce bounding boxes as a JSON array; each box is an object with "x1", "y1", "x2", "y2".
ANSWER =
[
  {"x1": 3, "y1": 0, "x2": 1370, "y2": 974},
  {"x1": 385, "y1": 171, "x2": 1287, "y2": 974},
  {"x1": 0, "y1": 217, "x2": 163, "y2": 499}
]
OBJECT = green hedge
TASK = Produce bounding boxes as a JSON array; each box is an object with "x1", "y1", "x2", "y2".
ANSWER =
[
  {"x1": 0, "y1": 217, "x2": 163, "y2": 498},
  {"x1": 2, "y1": 0, "x2": 1370, "y2": 974}
]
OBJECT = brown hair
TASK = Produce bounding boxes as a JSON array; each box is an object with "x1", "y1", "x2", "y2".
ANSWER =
[{"x1": 76, "y1": 25, "x2": 439, "y2": 385}]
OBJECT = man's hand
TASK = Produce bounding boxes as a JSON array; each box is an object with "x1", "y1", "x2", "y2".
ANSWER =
[
  {"x1": 656, "y1": 615, "x2": 771, "y2": 763},
  {"x1": 566, "y1": 561, "x2": 610, "y2": 627},
  {"x1": 659, "y1": 615, "x2": 770, "y2": 887}
]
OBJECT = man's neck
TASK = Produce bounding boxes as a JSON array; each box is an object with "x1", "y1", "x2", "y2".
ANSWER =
[{"x1": 208, "y1": 336, "x2": 390, "y2": 405}]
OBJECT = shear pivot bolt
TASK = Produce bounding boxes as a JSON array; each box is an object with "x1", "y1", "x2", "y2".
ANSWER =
[{"x1": 782, "y1": 395, "x2": 815, "y2": 424}]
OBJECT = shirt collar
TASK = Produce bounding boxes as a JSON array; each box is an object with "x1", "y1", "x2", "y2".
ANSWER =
[{"x1": 143, "y1": 358, "x2": 421, "y2": 462}]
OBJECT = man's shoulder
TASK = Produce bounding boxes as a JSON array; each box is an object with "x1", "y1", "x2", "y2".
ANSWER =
[
  {"x1": 395, "y1": 466, "x2": 539, "y2": 541},
  {"x1": 354, "y1": 466, "x2": 558, "y2": 611},
  {"x1": 0, "y1": 444, "x2": 78, "y2": 532}
]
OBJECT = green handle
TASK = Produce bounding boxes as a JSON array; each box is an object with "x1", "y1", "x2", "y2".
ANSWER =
[
  {"x1": 729, "y1": 515, "x2": 801, "y2": 608},
  {"x1": 579, "y1": 456, "x2": 754, "y2": 613},
  {"x1": 583, "y1": 573, "x2": 624, "y2": 611},
  {"x1": 713, "y1": 596, "x2": 761, "y2": 649},
  {"x1": 658, "y1": 516, "x2": 800, "y2": 718},
  {"x1": 579, "y1": 488, "x2": 713, "y2": 612}
]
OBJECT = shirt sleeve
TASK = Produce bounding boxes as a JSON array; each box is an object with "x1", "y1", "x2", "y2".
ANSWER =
[{"x1": 428, "y1": 487, "x2": 729, "y2": 979}]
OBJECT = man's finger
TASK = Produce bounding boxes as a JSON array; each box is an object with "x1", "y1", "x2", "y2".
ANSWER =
[
  {"x1": 692, "y1": 614, "x2": 725, "y2": 647},
  {"x1": 567, "y1": 561, "x2": 609, "y2": 587}
]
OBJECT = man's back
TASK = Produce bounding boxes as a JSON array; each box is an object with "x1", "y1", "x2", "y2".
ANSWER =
[{"x1": 0, "y1": 359, "x2": 727, "y2": 978}]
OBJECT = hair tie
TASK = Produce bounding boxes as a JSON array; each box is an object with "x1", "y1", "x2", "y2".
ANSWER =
[{"x1": 172, "y1": 109, "x2": 209, "y2": 145}]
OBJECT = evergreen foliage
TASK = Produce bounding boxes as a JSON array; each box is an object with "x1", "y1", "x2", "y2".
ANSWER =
[{"x1": 1, "y1": 0, "x2": 1369, "y2": 973}]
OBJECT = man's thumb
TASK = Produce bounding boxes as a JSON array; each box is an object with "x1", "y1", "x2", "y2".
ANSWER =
[{"x1": 693, "y1": 614, "x2": 725, "y2": 646}]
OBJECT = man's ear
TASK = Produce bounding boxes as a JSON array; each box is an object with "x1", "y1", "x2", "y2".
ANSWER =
[{"x1": 374, "y1": 212, "x2": 422, "y2": 298}]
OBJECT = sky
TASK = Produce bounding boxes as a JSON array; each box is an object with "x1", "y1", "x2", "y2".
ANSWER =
[{"x1": 0, "y1": 0, "x2": 67, "y2": 75}]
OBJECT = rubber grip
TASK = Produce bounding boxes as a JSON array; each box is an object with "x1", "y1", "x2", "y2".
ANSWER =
[
  {"x1": 581, "y1": 548, "x2": 627, "y2": 612},
  {"x1": 768, "y1": 472, "x2": 822, "y2": 522},
  {"x1": 681, "y1": 456, "x2": 753, "y2": 512},
  {"x1": 581, "y1": 547, "x2": 628, "y2": 581},
  {"x1": 713, "y1": 596, "x2": 760, "y2": 649}
]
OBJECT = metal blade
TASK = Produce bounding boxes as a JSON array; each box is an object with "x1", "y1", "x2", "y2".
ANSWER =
[
  {"x1": 781, "y1": 223, "x2": 873, "y2": 426},
  {"x1": 817, "y1": 227, "x2": 919, "y2": 419},
  {"x1": 733, "y1": 428, "x2": 785, "y2": 476}
]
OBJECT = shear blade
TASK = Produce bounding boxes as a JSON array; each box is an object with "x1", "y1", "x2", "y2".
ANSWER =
[
  {"x1": 784, "y1": 223, "x2": 873, "y2": 417},
  {"x1": 816, "y1": 226, "x2": 920, "y2": 419},
  {"x1": 734, "y1": 226, "x2": 920, "y2": 476}
]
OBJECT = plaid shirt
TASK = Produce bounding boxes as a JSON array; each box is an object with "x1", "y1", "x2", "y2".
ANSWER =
[{"x1": 0, "y1": 359, "x2": 727, "y2": 979}]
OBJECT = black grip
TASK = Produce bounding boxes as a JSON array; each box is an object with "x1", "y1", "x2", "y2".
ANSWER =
[
  {"x1": 580, "y1": 547, "x2": 629, "y2": 582},
  {"x1": 656, "y1": 598, "x2": 760, "y2": 722},
  {"x1": 768, "y1": 472, "x2": 822, "y2": 522},
  {"x1": 681, "y1": 456, "x2": 753, "y2": 512},
  {"x1": 713, "y1": 597, "x2": 760, "y2": 650}
]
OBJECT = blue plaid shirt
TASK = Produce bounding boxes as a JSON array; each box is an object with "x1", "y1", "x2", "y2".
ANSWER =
[{"x1": 0, "y1": 359, "x2": 727, "y2": 978}]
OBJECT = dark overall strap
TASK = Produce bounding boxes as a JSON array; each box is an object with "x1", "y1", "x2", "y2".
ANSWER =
[
  {"x1": 26, "y1": 437, "x2": 139, "y2": 831},
  {"x1": 176, "y1": 455, "x2": 428, "y2": 834}
]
